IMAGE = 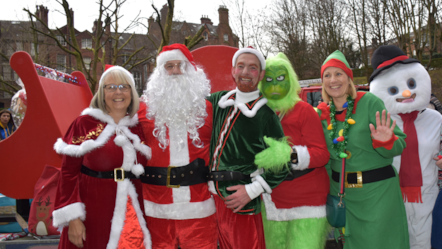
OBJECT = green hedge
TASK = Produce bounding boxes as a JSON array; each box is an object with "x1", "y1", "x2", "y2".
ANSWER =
[{"x1": 422, "y1": 57, "x2": 442, "y2": 69}]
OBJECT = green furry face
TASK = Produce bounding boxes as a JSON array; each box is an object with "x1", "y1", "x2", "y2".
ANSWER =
[{"x1": 261, "y1": 65, "x2": 290, "y2": 100}]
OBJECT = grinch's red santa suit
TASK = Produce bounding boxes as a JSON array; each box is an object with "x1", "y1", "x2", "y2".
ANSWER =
[
  {"x1": 138, "y1": 44, "x2": 217, "y2": 248},
  {"x1": 370, "y1": 45, "x2": 442, "y2": 249}
]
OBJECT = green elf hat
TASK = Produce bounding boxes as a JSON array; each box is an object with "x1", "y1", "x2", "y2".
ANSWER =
[{"x1": 321, "y1": 50, "x2": 353, "y2": 80}]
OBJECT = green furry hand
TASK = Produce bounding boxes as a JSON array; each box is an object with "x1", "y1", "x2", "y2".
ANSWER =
[{"x1": 254, "y1": 136, "x2": 291, "y2": 173}]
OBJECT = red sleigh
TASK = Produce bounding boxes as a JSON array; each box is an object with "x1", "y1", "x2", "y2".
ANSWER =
[
  {"x1": 0, "y1": 46, "x2": 237, "y2": 199},
  {"x1": 0, "y1": 51, "x2": 92, "y2": 199}
]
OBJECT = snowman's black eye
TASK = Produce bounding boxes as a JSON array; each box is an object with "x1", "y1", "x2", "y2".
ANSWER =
[
  {"x1": 407, "y1": 78, "x2": 416, "y2": 89},
  {"x1": 388, "y1": 86, "x2": 399, "y2": 95}
]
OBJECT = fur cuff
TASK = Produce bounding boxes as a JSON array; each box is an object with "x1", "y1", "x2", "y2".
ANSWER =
[
  {"x1": 245, "y1": 180, "x2": 264, "y2": 200},
  {"x1": 291, "y1": 145, "x2": 310, "y2": 170},
  {"x1": 262, "y1": 194, "x2": 326, "y2": 221},
  {"x1": 52, "y1": 202, "x2": 86, "y2": 228}
]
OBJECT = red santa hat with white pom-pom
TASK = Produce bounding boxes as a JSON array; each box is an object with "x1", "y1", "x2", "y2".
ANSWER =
[{"x1": 156, "y1": 43, "x2": 197, "y2": 71}]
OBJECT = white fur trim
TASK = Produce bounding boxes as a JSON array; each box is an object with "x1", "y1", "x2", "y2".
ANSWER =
[
  {"x1": 208, "y1": 181, "x2": 217, "y2": 195},
  {"x1": 254, "y1": 175, "x2": 272, "y2": 194},
  {"x1": 156, "y1": 49, "x2": 188, "y2": 68},
  {"x1": 291, "y1": 145, "x2": 310, "y2": 170},
  {"x1": 52, "y1": 202, "x2": 86, "y2": 228},
  {"x1": 99, "y1": 66, "x2": 135, "y2": 87},
  {"x1": 107, "y1": 180, "x2": 152, "y2": 249},
  {"x1": 54, "y1": 110, "x2": 150, "y2": 163},
  {"x1": 245, "y1": 180, "x2": 264, "y2": 200},
  {"x1": 236, "y1": 99, "x2": 268, "y2": 118},
  {"x1": 217, "y1": 89, "x2": 268, "y2": 118},
  {"x1": 144, "y1": 197, "x2": 216, "y2": 220},
  {"x1": 232, "y1": 47, "x2": 266, "y2": 70},
  {"x1": 131, "y1": 164, "x2": 145, "y2": 177},
  {"x1": 262, "y1": 193, "x2": 326, "y2": 221},
  {"x1": 218, "y1": 89, "x2": 236, "y2": 109}
]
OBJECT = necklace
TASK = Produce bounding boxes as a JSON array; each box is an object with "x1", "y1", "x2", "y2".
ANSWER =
[{"x1": 328, "y1": 95, "x2": 355, "y2": 158}]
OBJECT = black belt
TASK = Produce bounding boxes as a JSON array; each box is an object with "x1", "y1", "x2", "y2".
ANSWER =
[
  {"x1": 284, "y1": 168, "x2": 314, "y2": 181},
  {"x1": 81, "y1": 165, "x2": 137, "y2": 182},
  {"x1": 140, "y1": 158, "x2": 207, "y2": 188},
  {"x1": 208, "y1": 171, "x2": 251, "y2": 182},
  {"x1": 332, "y1": 165, "x2": 395, "y2": 188}
]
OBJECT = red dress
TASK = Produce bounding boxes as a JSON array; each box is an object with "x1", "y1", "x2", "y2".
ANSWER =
[{"x1": 52, "y1": 108, "x2": 152, "y2": 249}]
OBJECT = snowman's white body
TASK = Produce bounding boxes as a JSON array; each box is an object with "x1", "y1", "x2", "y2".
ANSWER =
[{"x1": 371, "y1": 62, "x2": 442, "y2": 249}]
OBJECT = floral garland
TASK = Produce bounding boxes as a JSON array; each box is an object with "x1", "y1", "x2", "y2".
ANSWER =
[{"x1": 328, "y1": 95, "x2": 355, "y2": 158}]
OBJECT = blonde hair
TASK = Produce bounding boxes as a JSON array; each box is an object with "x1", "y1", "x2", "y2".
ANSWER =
[
  {"x1": 322, "y1": 77, "x2": 357, "y2": 103},
  {"x1": 90, "y1": 69, "x2": 140, "y2": 117}
]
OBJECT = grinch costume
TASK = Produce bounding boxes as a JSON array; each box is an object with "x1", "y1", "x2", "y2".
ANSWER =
[
  {"x1": 370, "y1": 45, "x2": 442, "y2": 249},
  {"x1": 318, "y1": 51, "x2": 409, "y2": 249},
  {"x1": 208, "y1": 47, "x2": 290, "y2": 249},
  {"x1": 258, "y1": 53, "x2": 330, "y2": 249}
]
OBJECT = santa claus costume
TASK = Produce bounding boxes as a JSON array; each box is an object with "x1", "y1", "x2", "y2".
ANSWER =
[
  {"x1": 258, "y1": 53, "x2": 330, "y2": 249},
  {"x1": 138, "y1": 44, "x2": 217, "y2": 249},
  {"x1": 52, "y1": 66, "x2": 152, "y2": 249},
  {"x1": 370, "y1": 45, "x2": 442, "y2": 249}
]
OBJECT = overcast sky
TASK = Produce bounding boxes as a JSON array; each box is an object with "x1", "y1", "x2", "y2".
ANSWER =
[{"x1": 0, "y1": 0, "x2": 268, "y2": 34}]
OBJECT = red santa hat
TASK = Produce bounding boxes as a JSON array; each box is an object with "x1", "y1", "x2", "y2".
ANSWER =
[
  {"x1": 232, "y1": 46, "x2": 266, "y2": 70},
  {"x1": 156, "y1": 43, "x2": 197, "y2": 71}
]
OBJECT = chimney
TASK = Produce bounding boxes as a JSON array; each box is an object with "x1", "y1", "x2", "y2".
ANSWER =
[
  {"x1": 160, "y1": 4, "x2": 168, "y2": 26},
  {"x1": 148, "y1": 16, "x2": 154, "y2": 33},
  {"x1": 218, "y1": 5, "x2": 229, "y2": 24},
  {"x1": 92, "y1": 19, "x2": 98, "y2": 33},
  {"x1": 35, "y1": 5, "x2": 49, "y2": 26},
  {"x1": 200, "y1": 15, "x2": 213, "y2": 25}
]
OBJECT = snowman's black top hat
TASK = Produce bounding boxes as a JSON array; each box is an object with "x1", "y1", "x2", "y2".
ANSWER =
[{"x1": 369, "y1": 45, "x2": 420, "y2": 83}]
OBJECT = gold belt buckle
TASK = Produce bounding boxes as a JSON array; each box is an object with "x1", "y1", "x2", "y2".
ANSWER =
[
  {"x1": 345, "y1": 171, "x2": 363, "y2": 188},
  {"x1": 114, "y1": 168, "x2": 125, "y2": 182},
  {"x1": 167, "y1": 166, "x2": 180, "y2": 188}
]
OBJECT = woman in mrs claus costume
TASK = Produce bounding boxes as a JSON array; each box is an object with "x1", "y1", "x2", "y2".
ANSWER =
[{"x1": 52, "y1": 65, "x2": 152, "y2": 249}]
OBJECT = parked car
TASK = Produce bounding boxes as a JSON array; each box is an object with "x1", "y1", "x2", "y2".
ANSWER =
[{"x1": 300, "y1": 85, "x2": 369, "y2": 107}]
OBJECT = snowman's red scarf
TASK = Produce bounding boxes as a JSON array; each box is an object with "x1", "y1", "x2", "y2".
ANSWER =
[{"x1": 398, "y1": 111, "x2": 423, "y2": 203}]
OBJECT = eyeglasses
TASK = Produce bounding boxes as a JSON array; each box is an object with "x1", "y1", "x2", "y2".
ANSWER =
[
  {"x1": 103, "y1": 84, "x2": 131, "y2": 92},
  {"x1": 164, "y1": 62, "x2": 182, "y2": 71}
]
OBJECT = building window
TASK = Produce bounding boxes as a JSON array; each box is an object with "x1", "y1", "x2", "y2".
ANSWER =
[
  {"x1": 144, "y1": 64, "x2": 148, "y2": 82},
  {"x1": 31, "y1": 43, "x2": 39, "y2": 56},
  {"x1": 224, "y1": 34, "x2": 228, "y2": 42},
  {"x1": 133, "y1": 71, "x2": 141, "y2": 90},
  {"x1": 2, "y1": 65, "x2": 12, "y2": 80},
  {"x1": 82, "y1": 39, "x2": 92, "y2": 49},
  {"x1": 6, "y1": 45, "x2": 14, "y2": 56},
  {"x1": 83, "y1": 57, "x2": 91, "y2": 70},
  {"x1": 57, "y1": 35, "x2": 66, "y2": 46},
  {"x1": 203, "y1": 32, "x2": 208, "y2": 41},
  {"x1": 122, "y1": 54, "x2": 130, "y2": 65},
  {"x1": 56, "y1": 54, "x2": 66, "y2": 72},
  {"x1": 16, "y1": 42, "x2": 23, "y2": 51}
]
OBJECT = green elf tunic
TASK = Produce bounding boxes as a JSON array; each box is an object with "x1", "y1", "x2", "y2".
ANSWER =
[
  {"x1": 208, "y1": 90, "x2": 288, "y2": 214},
  {"x1": 317, "y1": 92, "x2": 410, "y2": 249}
]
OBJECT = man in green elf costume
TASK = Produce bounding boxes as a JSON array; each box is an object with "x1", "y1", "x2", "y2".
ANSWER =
[
  {"x1": 316, "y1": 50, "x2": 409, "y2": 248},
  {"x1": 258, "y1": 53, "x2": 330, "y2": 249},
  {"x1": 207, "y1": 47, "x2": 291, "y2": 249}
]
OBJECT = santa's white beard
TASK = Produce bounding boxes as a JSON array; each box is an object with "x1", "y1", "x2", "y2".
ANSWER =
[{"x1": 144, "y1": 65, "x2": 210, "y2": 150}]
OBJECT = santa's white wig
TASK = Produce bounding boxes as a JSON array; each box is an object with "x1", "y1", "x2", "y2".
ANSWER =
[{"x1": 143, "y1": 54, "x2": 211, "y2": 150}]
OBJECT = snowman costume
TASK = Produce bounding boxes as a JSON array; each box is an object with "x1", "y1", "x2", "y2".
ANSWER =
[{"x1": 370, "y1": 45, "x2": 442, "y2": 249}]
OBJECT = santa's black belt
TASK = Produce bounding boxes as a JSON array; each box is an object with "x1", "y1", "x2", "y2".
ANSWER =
[
  {"x1": 284, "y1": 168, "x2": 314, "y2": 181},
  {"x1": 81, "y1": 165, "x2": 138, "y2": 182},
  {"x1": 331, "y1": 165, "x2": 395, "y2": 188},
  {"x1": 140, "y1": 158, "x2": 207, "y2": 188},
  {"x1": 208, "y1": 171, "x2": 251, "y2": 182}
]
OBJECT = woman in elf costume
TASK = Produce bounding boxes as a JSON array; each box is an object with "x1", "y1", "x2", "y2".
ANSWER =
[
  {"x1": 258, "y1": 53, "x2": 330, "y2": 249},
  {"x1": 316, "y1": 51, "x2": 409, "y2": 248}
]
